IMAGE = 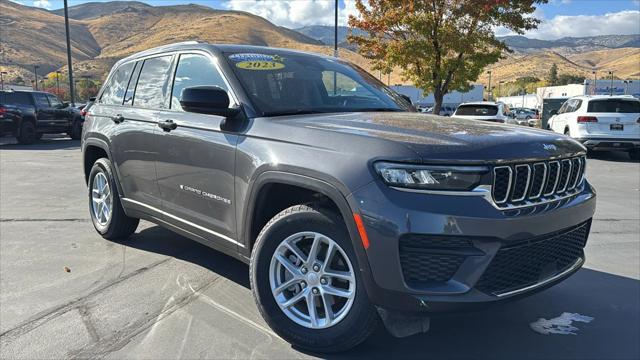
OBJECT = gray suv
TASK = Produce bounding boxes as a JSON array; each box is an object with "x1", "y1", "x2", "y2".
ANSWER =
[{"x1": 82, "y1": 42, "x2": 596, "y2": 352}]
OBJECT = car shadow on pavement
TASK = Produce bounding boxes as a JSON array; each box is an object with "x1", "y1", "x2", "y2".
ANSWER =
[
  {"x1": 118, "y1": 225, "x2": 251, "y2": 288},
  {"x1": 114, "y1": 225, "x2": 638, "y2": 359},
  {"x1": 0, "y1": 136, "x2": 80, "y2": 150},
  {"x1": 587, "y1": 150, "x2": 639, "y2": 163}
]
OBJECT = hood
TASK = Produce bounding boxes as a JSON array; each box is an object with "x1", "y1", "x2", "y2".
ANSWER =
[{"x1": 267, "y1": 112, "x2": 585, "y2": 163}]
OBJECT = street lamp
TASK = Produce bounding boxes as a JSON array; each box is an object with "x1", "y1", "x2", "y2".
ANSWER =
[
  {"x1": 592, "y1": 70, "x2": 597, "y2": 95},
  {"x1": 63, "y1": 0, "x2": 76, "y2": 106},
  {"x1": 0, "y1": 71, "x2": 7, "y2": 90},
  {"x1": 487, "y1": 70, "x2": 492, "y2": 101},
  {"x1": 608, "y1": 71, "x2": 614, "y2": 96},
  {"x1": 55, "y1": 70, "x2": 61, "y2": 95},
  {"x1": 498, "y1": 81, "x2": 504, "y2": 98}
]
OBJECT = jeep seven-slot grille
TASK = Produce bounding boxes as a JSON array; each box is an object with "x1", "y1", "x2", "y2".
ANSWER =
[
  {"x1": 476, "y1": 221, "x2": 590, "y2": 296},
  {"x1": 492, "y1": 156, "x2": 585, "y2": 208}
]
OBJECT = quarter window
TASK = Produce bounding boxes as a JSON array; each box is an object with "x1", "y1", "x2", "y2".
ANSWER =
[
  {"x1": 101, "y1": 62, "x2": 135, "y2": 105},
  {"x1": 171, "y1": 54, "x2": 228, "y2": 111},
  {"x1": 134, "y1": 56, "x2": 174, "y2": 109}
]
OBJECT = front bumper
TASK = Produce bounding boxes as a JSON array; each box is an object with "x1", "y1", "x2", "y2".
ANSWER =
[
  {"x1": 575, "y1": 137, "x2": 640, "y2": 151},
  {"x1": 347, "y1": 179, "x2": 596, "y2": 313}
]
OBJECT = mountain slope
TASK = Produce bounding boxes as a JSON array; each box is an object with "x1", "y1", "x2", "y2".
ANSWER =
[{"x1": 0, "y1": 0, "x2": 100, "y2": 78}]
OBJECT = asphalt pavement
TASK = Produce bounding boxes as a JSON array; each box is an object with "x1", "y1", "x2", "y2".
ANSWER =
[{"x1": 0, "y1": 135, "x2": 638, "y2": 359}]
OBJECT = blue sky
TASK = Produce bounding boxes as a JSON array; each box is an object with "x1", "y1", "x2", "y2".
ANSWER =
[{"x1": 19, "y1": 0, "x2": 640, "y2": 39}]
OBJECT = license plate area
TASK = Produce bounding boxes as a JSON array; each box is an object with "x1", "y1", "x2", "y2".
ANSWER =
[{"x1": 610, "y1": 124, "x2": 624, "y2": 131}]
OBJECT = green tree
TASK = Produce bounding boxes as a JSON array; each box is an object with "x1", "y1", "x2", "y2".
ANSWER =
[
  {"x1": 14, "y1": 76, "x2": 25, "y2": 85},
  {"x1": 557, "y1": 73, "x2": 585, "y2": 86},
  {"x1": 348, "y1": 0, "x2": 546, "y2": 114},
  {"x1": 547, "y1": 63, "x2": 558, "y2": 86}
]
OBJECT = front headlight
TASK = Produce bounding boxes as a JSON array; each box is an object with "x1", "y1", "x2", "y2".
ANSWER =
[{"x1": 374, "y1": 162, "x2": 488, "y2": 191}]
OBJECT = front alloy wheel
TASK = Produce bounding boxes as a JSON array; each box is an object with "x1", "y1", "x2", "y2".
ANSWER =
[
  {"x1": 91, "y1": 172, "x2": 113, "y2": 226},
  {"x1": 269, "y1": 231, "x2": 356, "y2": 329}
]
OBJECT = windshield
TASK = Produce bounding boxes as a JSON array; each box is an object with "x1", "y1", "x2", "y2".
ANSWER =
[
  {"x1": 587, "y1": 99, "x2": 640, "y2": 113},
  {"x1": 224, "y1": 51, "x2": 412, "y2": 116},
  {"x1": 455, "y1": 104, "x2": 498, "y2": 116}
]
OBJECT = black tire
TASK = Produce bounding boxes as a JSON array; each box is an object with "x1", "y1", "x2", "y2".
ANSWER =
[
  {"x1": 629, "y1": 150, "x2": 640, "y2": 161},
  {"x1": 88, "y1": 158, "x2": 139, "y2": 240},
  {"x1": 16, "y1": 121, "x2": 36, "y2": 144},
  {"x1": 68, "y1": 119, "x2": 82, "y2": 140},
  {"x1": 250, "y1": 205, "x2": 379, "y2": 353}
]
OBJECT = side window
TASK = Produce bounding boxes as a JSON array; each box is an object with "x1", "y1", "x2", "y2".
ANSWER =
[
  {"x1": 573, "y1": 100, "x2": 582, "y2": 112},
  {"x1": 134, "y1": 55, "x2": 174, "y2": 109},
  {"x1": 47, "y1": 94, "x2": 62, "y2": 108},
  {"x1": 123, "y1": 62, "x2": 142, "y2": 106},
  {"x1": 171, "y1": 54, "x2": 228, "y2": 111},
  {"x1": 558, "y1": 101, "x2": 568, "y2": 114},
  {"x1": 33, "y1": 93, "x2": 50, "y2": 108},
  {"x1": 100, "y1": 62, "x2": 135, "y2": 105},
  {"x1": 2, "y1": 92, "x2": 32, "y2": 105}
]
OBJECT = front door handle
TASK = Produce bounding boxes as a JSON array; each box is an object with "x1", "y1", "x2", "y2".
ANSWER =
[
  {"x1": 158, "y1": 119, "x2": 178, "y2": 132},
  {"x1": 111, "y1": 114, "x2": 124, "y2": 124}
]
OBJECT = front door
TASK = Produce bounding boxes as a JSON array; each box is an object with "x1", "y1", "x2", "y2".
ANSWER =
[
  {"x1": 32, "y1": 92, "x2": 55, "y2": 131},
  {"x1": 155, "y1": 52, "x2": 240, "y2": 250}
]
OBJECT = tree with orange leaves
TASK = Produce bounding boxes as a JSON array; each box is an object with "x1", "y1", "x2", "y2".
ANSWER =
[{"x1": 348, "y1": 0, "x2": 546, "y2": 114}]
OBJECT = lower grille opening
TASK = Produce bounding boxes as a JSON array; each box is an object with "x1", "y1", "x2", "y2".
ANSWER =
[{"x1": 475, "y1": 221, "x2": 590, "y2": 296}]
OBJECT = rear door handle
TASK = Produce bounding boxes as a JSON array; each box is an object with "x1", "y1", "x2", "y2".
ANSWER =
[
  {"x1": 158, "y1": 119, "x2": 178, "y2": 132},
  {"x1": 111, "y1": 114, "x2": 124, "y2": 124}
]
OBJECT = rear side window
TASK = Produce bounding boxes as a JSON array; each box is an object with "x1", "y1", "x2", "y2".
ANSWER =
[
  {"x1": 0, "y1": 92, "x2": 32, "y2": 105},
  {"x1": 455, "y1": 105, "x2": 498, "y2": 116},
  {"x1": 134, "y1": 55, "x2": 174, "y2": 109},
  {"x1": 171, "y1": 54, "x2": 228, "y2": 111},
  {"x1": 101, "y1": 62, "x2": 135, "y2": 105},
  {"x1": 587, "y1": 99, "x2": 640, "y2": 113},
  {"x1": 33, "y1": 93, "x2": 50, "y2": 107},
  {"x1": 47, "y1": 94, "x2": 62, "y2": 107}
]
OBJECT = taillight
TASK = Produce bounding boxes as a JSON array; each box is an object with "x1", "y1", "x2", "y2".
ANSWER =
[
  {"x1": 577, "y1": 116, "x2": 598, "y2": 123},
  {"x1": 0, "y1": 106, "x2": 6, "y2": 114}
]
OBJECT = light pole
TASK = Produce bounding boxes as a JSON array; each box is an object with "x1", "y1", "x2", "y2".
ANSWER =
[
  {"x1": 63, "y1": 0, "x2": 76, "y2": 106},
  {"x1": 498, "y1": 81, "x2": 504, "y2": 99},
  {"x1": 0, "y1": 71, "x2": 6, "y2": 90},
  {"x1": 55, "y1": 70, "x2": 61, "y2": 95},
  {"x1": 33, "y1": 65, "x2": 39, "y2": 90},
  {"x1": 592, "y1": 70, "x2": 597, "y2": 95},
  {"x1": 608, "y1": 71, "x2": 614, "y2": 96},
  {"x1": 487, "y1": 70, "x2": 492, "y2": 101}
]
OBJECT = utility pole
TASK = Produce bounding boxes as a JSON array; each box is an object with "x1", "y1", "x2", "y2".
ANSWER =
[
  {"x1": 333, "y1": 0, "x2": 338, "y2": 95},
  {"x1": 487, "y1": 70, "x2": 492, "y2": 101},
  {"x1": 592, "y1": 70, "x2": 597, "y2": 95},
  {"x1": 608, "y1": 71, "x2": 614, "y2": 96},
  {"x1": 63, "y1": 0, "x2": 75, "y2": 105},
  {"x1": 0, "y1": 71, "x2": 6, "y2": 90},
  {"x1": 33, "y1": 65, "x2": 39, "y2": 90},
  {"x1": 56, "y1": 70, "x2": 61, "y2": 95}
]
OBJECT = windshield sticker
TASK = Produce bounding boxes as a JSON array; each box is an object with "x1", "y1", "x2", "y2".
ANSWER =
[
  {"x1": 229, "y1": 53, "x2": 280, "y2": 62},
  {"x1": 236, "y1": 61, "x2": 285, "y2": 70}
]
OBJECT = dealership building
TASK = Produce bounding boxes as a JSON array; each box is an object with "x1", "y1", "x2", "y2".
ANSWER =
[
  {"x1": 537, "y1": 79, "x2": 640, "y2": 99},
  {"x1": 390, "y1": 84, "x2": 484, "y2": 108}
]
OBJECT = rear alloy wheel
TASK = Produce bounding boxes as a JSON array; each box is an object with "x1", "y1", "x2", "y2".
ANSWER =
[
  {"x1": 17, "y1": 121, "x2": 36, "y2": 144},
  {"x1": 250, "y1": 205, "x2": 379, "y2": 352},
  {"x1": 88, "y1": 158, "x2": 139, "y2": 239}
]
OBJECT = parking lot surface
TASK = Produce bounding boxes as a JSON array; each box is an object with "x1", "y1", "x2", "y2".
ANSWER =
[{"x1": 1, "y1": 136, "x2": 638, "y2": 359}]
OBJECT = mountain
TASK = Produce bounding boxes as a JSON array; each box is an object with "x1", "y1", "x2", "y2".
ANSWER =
[{"x1": 498, "y1": 34, "x2": 640, "y2": 51}]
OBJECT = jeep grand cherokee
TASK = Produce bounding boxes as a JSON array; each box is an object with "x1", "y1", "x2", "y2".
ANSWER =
[{"x1": 81, "y1": 42, "x2": 596, "y2": 352}]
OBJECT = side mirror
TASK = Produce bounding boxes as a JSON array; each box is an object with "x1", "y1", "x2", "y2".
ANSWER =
[
  {"x1": 62, "y1": 102, "x2": 70, "y2": 108},
  {"x1": 180, "y1": 86, "x2": 240, "y2": 117},
  {"x1": 549, "y1": 109, "x2": 558, "y2": 116}
]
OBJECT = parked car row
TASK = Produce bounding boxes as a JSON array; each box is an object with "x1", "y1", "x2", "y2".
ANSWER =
[{"x1": 0, "y1": 90, "x2": 85, "y2": 144}]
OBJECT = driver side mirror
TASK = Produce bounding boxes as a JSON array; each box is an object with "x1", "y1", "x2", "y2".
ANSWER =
[{"x1": 180, "y1": 86, "x2": 240, "y2": 117}]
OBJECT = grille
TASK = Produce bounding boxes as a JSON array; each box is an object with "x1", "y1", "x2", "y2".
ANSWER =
[
  {"x1": 399, "y1": 235, "x2": 470, "y2": 286},
  {"x1": 476, "y1": 221, "x2": 590, "y2": 296},
  {"x1": 492, "y1": 156, "x2": 585, "y2": 208}
]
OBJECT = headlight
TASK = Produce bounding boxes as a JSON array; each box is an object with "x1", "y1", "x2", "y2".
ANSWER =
[{"x1": 374, "y1": 162, "x2": 488, "y2": 191}]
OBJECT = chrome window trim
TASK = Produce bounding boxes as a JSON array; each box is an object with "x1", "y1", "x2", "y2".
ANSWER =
[
  {"x1": 543, "y1": 161, "x2": 561, "y2": 196},
  {"x1": 512, "y1": 164, "x2": 531, "y2": 202},
  {"x1": 492, "y1": 166, "x2": 512, "y2": 204},
  {"x1": 529, "y1": 162, "x2": 547, "y2": 199}
]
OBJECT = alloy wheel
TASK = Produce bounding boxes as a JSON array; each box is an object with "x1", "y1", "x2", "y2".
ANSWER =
[{"x1": 91, "y1": 172, "x2": 112, "y2": 226}]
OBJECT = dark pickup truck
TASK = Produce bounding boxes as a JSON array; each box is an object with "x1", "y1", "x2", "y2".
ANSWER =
[{"x1": 0, "y1": 90, "x2": 83, "y2": 144}]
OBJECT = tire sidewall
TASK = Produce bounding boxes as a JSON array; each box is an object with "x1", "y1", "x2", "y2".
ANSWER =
[
  {"x1": 18, "y1": 121, "x2": 36, "y2": 144},
  {"x1": 250, "y1": 206, "x2": 375, "y2": 351},
  {"x1": 88, "y1": 159, "x2": 116, "y2": 234}
]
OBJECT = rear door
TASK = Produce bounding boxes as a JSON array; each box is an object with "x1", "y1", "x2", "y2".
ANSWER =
[
  {"x1": 155, "y1": 51, "x2": 240, "y2": 250},
  {"x1": 585, "y1": 98, "x2": 640, "y2": 138}
]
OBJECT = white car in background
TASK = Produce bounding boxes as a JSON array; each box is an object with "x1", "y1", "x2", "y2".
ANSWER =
[
  {"x1": 452, "y1": 101, "x2": 517, "y2": 124},
  {"x1": 548, "y1": 95, "x2": 640, "y2": 160}
]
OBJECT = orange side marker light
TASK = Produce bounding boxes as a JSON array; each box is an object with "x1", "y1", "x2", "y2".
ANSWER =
[{"x1": 353, "y1": 213, "x2": 370, "y2": 250}]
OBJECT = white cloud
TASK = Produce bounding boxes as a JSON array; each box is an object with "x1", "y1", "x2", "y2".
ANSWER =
[
  {"x1": 499, "y1": 10, "x2": 640, "y2": 40},
  {"x1": 223, "y1": 0, "x2": 362, "y2": 28},
  {"x1": 32, "y1": 0, "x2": 52, "y2": 9}
]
